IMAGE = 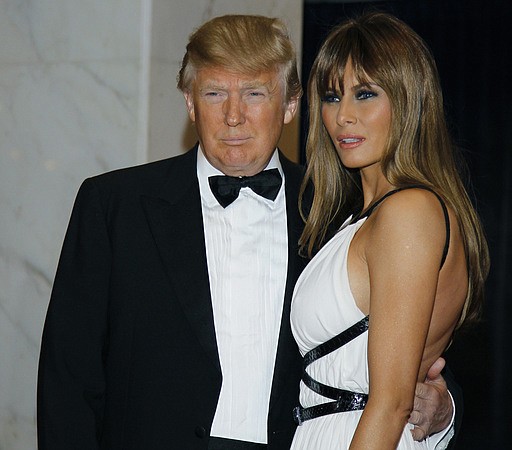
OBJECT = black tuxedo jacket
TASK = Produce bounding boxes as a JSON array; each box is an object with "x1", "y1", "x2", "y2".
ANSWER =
[{"x1": 37, "y1": 146, "x2": 307, "y2": 449}]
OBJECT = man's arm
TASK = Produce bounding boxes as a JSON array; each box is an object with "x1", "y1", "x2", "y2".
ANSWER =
[
  {"x1": 409, "y1": 357, "x2": 463, "y2": 448},
  {"x1": 37, "y1": 179, "x2": 110, "y2": 450}
]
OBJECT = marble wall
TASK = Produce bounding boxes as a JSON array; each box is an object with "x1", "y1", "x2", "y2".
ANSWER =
[{"x1": 0, "y1": 0, "x2": 303, "y2": 448}]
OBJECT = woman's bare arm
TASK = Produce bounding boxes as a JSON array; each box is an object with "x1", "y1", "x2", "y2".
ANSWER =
[{"x1": 349, "y1": 189, "x2": 447, "y2": 450}]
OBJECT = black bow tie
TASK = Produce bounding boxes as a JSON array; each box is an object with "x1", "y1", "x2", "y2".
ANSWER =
[{"x1": 208, "y1": 168, "x2": 282, "y2": 208}]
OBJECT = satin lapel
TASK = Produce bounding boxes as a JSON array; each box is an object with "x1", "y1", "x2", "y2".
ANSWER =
[
  {"x1": 269, "y1": 152, "x2": 307, "y2": 407},
  {"x1": 140, "y1": 148, "x2": 220, "y2": 372}
]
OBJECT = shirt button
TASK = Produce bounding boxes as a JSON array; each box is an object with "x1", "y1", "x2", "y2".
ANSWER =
[{"x1": 195, "y1": 426, "x2": 207, "y2": 438}]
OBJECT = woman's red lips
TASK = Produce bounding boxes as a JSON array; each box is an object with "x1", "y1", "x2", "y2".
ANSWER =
[{"x1": 337, "y1": 135, "x2": 365, "y2": 148}]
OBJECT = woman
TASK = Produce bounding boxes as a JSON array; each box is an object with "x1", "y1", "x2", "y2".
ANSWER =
[{"x1": 290, "y1": 12, "x2": 489, "y2": 450}]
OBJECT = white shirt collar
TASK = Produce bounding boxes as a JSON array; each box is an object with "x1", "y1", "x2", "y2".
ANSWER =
[{"x1": 197, "y1": 146, "x2": 284, "y2": 209}]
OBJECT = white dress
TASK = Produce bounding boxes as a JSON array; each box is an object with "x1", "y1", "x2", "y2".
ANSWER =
[{"x1": 290, "y1": 215, "x2": 441, "y2": 449}]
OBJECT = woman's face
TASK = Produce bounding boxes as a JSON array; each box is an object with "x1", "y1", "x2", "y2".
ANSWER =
[{"x1": 321, "y1": 60, "x2": 392, "y2": 174}]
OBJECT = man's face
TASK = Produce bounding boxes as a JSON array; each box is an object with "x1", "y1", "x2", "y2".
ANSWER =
[{"x1": 184, "y1": 66, "x2": 298, "y2": 176}]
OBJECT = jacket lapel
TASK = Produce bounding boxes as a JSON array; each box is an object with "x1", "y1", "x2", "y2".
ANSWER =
[
  {"x1": 269, "y1": 152, "x2": 307, "y2": 408},
  {"x1": 141, "y1": 147, "x2": 220, "y2": 372},
  {"x1": 141, "y1": 148, "x2": 306, "y2": 408}
]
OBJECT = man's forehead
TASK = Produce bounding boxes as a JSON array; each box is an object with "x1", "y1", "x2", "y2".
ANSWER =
[{"x1": 195, "y1": 66, "x2": 280, "y2": 88}]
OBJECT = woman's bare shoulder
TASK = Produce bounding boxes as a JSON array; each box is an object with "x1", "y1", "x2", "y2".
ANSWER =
[{"x1": 365, "y1": 188, "x2": 448, "y2": 258}]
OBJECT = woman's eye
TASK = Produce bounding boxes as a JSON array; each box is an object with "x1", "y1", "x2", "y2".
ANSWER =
[
  {"x1": 321, "y1": 93, "x2": 340, "y2": 103},
  {"x1": 356, "y1": 90, "x2": 377, "y2": 100}
]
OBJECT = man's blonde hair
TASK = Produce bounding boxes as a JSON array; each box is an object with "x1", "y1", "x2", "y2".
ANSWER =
[{"x1": 177, "y1": 15, "x2": 302, "y2": 102}]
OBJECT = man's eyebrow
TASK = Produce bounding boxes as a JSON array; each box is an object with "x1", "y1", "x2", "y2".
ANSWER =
[
  {"x1": 197, "y1": 79, "x2": 275, "y2": 93},
  {"x1": 240, "y1": 80, "x2": 270, "y2": 89},
  {"x1": 199, "y1": 81, "x2": 226, "y2": 90}
]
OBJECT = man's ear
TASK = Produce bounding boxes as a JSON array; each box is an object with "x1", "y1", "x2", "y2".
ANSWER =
[
  {"x1": 283, "y1": 96, "x2": 299, "y2": 124},
  {"x1": 183, "y1": 90, "x2": 195, "y2": 122}
]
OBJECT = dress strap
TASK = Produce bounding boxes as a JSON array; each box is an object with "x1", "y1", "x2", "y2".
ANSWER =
[
  {"x1": 293, "y1": 316, "x2": 369, "y2": 425},
  {"x1": 351, "y1": 185, "x2": 450, "y2": 268},
  {"x1": 302, "y1": 316, "x2": 369, "y2": 400},
  {"x1": 303, "y1": 316, "x2": 369, "y2": 371}
]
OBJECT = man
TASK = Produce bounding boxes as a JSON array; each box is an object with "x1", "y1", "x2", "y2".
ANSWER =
[{"x1": 37, "y1": 15, "x2": 457, "y2": 449}]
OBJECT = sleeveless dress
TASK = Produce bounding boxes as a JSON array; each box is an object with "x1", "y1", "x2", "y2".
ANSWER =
[{"x1": 290, "y1": 188, "x2": 450, "y2": 450}]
